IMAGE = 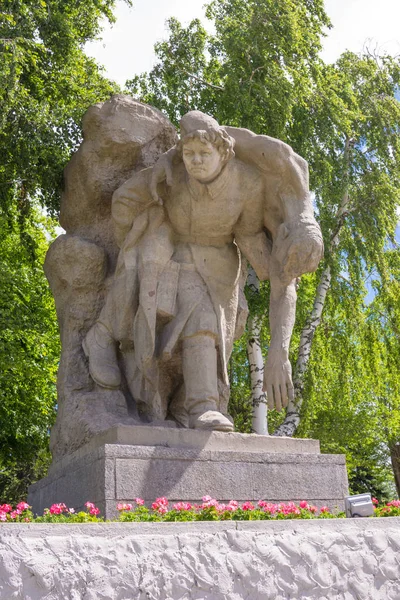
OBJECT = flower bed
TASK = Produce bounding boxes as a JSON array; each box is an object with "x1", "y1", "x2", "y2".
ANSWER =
[{"x1": 1, "y1": 496, "x2": 399, "y2": 523}]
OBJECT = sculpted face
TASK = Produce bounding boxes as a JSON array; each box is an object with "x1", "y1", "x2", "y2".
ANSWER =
[{"x1": 182, "y1": 137, "x2": 224, "y2": 183}]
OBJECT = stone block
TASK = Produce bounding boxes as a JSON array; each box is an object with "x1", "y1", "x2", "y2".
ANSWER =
[{"x1": 29, "y1": 428, "x2": 348, "y2": 519}]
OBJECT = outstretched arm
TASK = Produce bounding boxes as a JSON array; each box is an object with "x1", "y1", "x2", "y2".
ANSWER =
[{"x1": 263, "y1": 258, "x2": 297, "y2": 411}]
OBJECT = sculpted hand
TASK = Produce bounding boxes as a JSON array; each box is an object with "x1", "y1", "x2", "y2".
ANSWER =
[
  {"x1": 150, "y1": 153, "x2": 174, "y2": 205},
  {"x1": 263, "y1": 350, "x2": 294, "y2": 412},
  {"x1": 272, "y1": 222, "x2": 323, "y2": 284}
]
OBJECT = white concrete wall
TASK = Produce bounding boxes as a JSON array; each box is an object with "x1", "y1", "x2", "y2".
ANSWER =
[{"x1": 1, "y1": 518, "x2": 399, "y2": 599}]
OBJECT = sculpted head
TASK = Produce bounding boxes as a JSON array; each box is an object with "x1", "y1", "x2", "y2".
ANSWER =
[{"x1": 177, "y1": 111, "x2": 235, "y2": 183}]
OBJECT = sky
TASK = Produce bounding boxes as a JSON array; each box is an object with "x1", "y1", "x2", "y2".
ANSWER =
[{"x1": 85, "y1": 0, "x2": 400, "y2": 86}]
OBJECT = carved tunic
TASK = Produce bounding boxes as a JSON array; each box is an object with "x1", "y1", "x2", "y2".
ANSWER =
[{"x1": 110, "y1": 157, "x2": 271, "y2": 386}]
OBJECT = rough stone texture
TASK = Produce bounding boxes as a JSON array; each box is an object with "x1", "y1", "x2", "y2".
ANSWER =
[
  {"x1": 1, "y1": 519, "x2": 399, "y2": 599},
  {"x1": 45, "y1": 96, "x2": 178, "y2": 461},
  {"x1": 28, "y1": 436, "x2": 348, "y2": 519}
]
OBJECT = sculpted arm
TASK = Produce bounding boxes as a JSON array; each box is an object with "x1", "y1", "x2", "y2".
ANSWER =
[
  {"x1": 224, "y1": 125, "x2": 323, "y2": 284},
  {"x1": 112, "y1": 168, "x2": 155, "y2": 247}
]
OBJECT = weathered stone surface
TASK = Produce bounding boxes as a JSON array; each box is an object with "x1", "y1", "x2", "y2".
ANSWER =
[
  {"x1": 45, "y1": 96, "x2": 178, "y2": 461},
  {"x1": 1, "y1": 519, "x2": 399, "y2": 600},
  {"x1": 29, "y1": 438, "x2": 348, "y2": 518}
]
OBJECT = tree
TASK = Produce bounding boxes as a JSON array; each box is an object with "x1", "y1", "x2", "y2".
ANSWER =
[
  {"x1": 0, "y1": 206, "x2": 59, "y2": 502},
  {"x1": 126, "y1": 1, "x2": 400, "y2": 493},
  {"x1": 127, "y1": 0, "x2": 331, "y2": 133},
  {"x1": 0, "y1": 0, "x2": 130, "y2": 219},
  {"x1": 276, "y1": 51, "x2": 400, "y2": 436},
  {"x1": 0, "y1": 0, "x2": 131, "y2": 501}
]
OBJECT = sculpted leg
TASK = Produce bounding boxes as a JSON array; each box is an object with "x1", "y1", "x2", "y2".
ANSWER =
[
  {"x1": 182, "y1": 335, "x2": 234, "y2": 432},
  {"x1": 83, "y1": 321, "x2": 121, "y2": 389}
]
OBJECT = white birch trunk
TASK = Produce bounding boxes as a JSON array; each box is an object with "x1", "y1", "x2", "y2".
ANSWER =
[
  {"x1": 274, "y1": 138, "x2": 352, "y2": 437},
  {"x1": 246, "y1": 267, "x2": 268, "y2": 435}
]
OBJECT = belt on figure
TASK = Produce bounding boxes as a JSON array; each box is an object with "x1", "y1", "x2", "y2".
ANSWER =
[{"x1": 174, "y1": 234, "x2": 233, "y2": 247}]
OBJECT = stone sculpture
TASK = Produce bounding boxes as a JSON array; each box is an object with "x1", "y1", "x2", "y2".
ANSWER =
[{"x1": 45, "y1": 96, "x2": 323, "y2": 459}]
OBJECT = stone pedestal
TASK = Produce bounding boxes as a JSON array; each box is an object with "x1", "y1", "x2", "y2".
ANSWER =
[{"x1": 28, "y1": 426, "x2": 349, "y2": 518}]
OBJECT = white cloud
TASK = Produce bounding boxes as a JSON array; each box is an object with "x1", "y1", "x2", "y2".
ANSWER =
[{"x1": 85, "y1": 0, "x2": 208, "y2": 86}]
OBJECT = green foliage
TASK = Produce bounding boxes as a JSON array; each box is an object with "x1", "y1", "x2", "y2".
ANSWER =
[
  {"x1": 0, "y1": 0, "x2": 130, "y2": 503},
  {"x1": 127, "y1": 0, "x2": 330, "y2": 135},
  {"x1": 0, "y1": 206, "x2": 60, "y2": 502},
  {"x1": 0, "y1": 0, "x2": 129, "y2": 218}
]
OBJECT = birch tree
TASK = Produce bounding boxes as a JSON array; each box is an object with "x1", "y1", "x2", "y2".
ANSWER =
[
  {"x1": 246, "y1": 267, "x2": 268, "y2": 435},
  {"x1": 275, "y1": 52, "x2": 400, "y2": 436}
]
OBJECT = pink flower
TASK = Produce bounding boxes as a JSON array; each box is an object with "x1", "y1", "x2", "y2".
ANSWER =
[
  {"x1": 242, "y1": 502, "x2": 255, "y2": 511},
  {"x1": 173, "y1": 502, "x2": 192, "y2": 511},
  {"x1": 117, "y1": 503, "x2": 132, "y2": 511},
  {"x1": 17, "y1": 502, "x2": 30, "y2": 511},
  {"x1": 372, "y1": 497, "x2": 379, "y2": 505},
  {"x1": 262, "y1": 503, "x2": 278, "y2": 514},
  {"x1": 216, "y1": 503, "x2": 227, "y2": 512},
  {"x1": 387, "y1": 500, "x2": 400, "y2": 507},
  {"x1": 49, "y1": 503, "x2": 68, "y2": 514},
  {"x1": 49, "y1": 504, "x2": 63, "y2": 515},
  {"x1": 69, "y1": 508, "x2": 75, "y2": 514},
  {"x1": 135, "y1": 498, "x2": 144, "y2": 505},
  {"x1": 90, "y1": 507, "x2": 100, "y2": 516},
  {"x1": 155, "y1": 497, "x2": 168, "y2": 506},
  {"x1": 201, "y1": 497, "x2": 218, "y2": 509},
  {"x1": 10, "y1": 511, "x2": 20, "y2": 519},
  {"x1": 152, "y1": 497, "x2": 169, "y2": 513},
  {"x1": 85, "y1": 502, "x2": 96, "y2": 509},
  {"x1": 309, "y1": 505, "x2": 318, "y2": 513},
  {"x1": 0, "y1": 512, "x2": 7, "y2": 521},
  {"x1": 299, "y1": 501, "x2": 309, "y2": 509},
  {"x1": 0, "y1": 504, "x2": 12, "y2": 513},
  {"x1": 320, "y1": 506, "x2": 330, "y2": 514}
]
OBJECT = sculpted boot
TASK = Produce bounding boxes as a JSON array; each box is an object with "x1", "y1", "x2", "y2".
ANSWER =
[
  {"x1": 182, "y1": 336, "x2": 234, "y2": 432},
  {"x1": 82, "y1": 322, "x2": 121, "y2": 389}
]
